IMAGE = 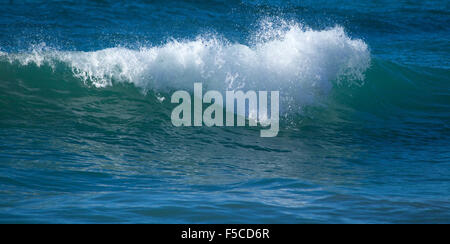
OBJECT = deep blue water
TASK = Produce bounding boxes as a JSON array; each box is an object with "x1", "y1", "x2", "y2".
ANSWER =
[{"x1": 0, "y1": 0, "x2": 449, "y2": 223}]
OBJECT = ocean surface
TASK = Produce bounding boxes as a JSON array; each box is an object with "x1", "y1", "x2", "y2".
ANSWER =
[{"x1": 0, "y1": 0, "x2": 449, "y2": 223}]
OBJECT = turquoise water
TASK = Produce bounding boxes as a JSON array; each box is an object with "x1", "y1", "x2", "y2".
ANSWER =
[{"x1": 0, "y1": 0, "x2": 449, "y2": 223}]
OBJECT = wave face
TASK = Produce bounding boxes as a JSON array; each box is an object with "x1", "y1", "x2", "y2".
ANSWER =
[{"x1": 0, "y1": 1, "x2": 449, "y2": 224}]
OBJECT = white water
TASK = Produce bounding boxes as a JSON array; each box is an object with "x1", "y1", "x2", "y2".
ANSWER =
[{"x1": 4, "y1": 22, "x2": 370, "y2": 111}]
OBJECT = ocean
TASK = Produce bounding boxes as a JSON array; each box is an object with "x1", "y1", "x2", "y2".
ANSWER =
[{"x1": 0, "y1": 0, "x2": 449, "y2": 223}]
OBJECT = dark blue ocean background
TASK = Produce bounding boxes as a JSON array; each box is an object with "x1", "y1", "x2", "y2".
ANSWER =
[{"x1": 0, "y1": 0, "x2": 449, "y2": 223}]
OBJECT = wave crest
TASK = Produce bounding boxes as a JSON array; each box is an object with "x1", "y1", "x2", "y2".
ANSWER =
[{"x1": 2, "y1": 22, "x2": 370, "y2": 110}]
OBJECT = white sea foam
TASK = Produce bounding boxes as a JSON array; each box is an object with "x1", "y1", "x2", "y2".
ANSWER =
[{"x1": 5, "y1": 22, "x2": 370, "y2": 110}]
